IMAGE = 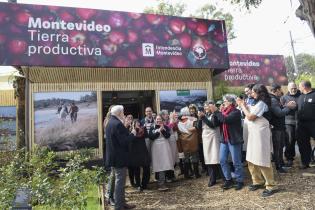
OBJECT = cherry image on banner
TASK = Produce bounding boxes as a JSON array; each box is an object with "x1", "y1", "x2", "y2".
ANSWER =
[
  {"x1": 214, "y1": 53, "x2": 288, "y2": 86},
  {"x1": 0, "y1": 2, "x2": 229, "y2": 69}
]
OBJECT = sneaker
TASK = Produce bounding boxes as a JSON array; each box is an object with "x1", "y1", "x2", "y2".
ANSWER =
[
  {"x1": 221, "y1": 180, "x2": 234, "y2": 190},
  {"x1": 208, "y1": 180, "x2": 216, "y2": 187},
  {"x1": 277, "y1": 167, "x2": 287, "y2": 174},
  {"x1": 248, "y1": 184, "x2": 265, "y2": 191},
  {"x1": 261, "y1": 189, "x2": 277, "y2": 197},
  {"x1": 157, "y1": 185, "x2": 169, "y2": 191},
  {"x1": 234, "y1": 182, "x2": 244, "y2": 191}
]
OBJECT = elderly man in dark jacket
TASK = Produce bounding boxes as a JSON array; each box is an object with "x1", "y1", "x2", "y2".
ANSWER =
[
  {"x1": 269, "y1": 84, "x2": 296, "y2": 173},
  {"x1": 105, "y1": 105, "x2": 136, "y2": 210},
  {"x1": 280, "y1": 82, "x2": 301, "y2": 167}
]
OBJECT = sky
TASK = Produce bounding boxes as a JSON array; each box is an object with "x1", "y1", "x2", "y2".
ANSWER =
[
  {"x1": 1, "y1": 0, "x2": 313, "y2": 57},
  {"x1": 34, "y1": 92, "x2": 94, "y2": 101}
]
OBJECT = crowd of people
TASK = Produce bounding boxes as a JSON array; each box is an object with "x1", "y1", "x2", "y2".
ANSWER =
[{"x1": 104, "y1": 80, "x2": 315, "y2": 210}]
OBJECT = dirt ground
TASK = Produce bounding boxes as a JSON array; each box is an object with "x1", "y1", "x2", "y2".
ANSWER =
[{"x1": 121, "y1": 162, "x2": 315, "y2": 210}]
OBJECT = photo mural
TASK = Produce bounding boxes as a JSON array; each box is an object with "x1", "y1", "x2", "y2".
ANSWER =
[
  {"x1": 34, "y1": 91, "x2": 98, "y2": 151},
  {"x1": 160, "y1": 90, "x2": 207, "y2": 112},
  {"x1": 0, "y1": 106, "x2": 16, "y2": 150}
]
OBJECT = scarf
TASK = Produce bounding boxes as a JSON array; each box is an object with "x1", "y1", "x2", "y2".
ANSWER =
[{"x1": 222, "y1": 105, "x2": 235, "y2": 143}]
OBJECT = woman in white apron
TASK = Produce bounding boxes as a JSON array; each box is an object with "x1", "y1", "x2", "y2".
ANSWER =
[
  {"x1": 198, "y1": 100, "x2": 221, "y2": 187},
  {"x1": 237, "y1": 84, "x2": 277, "y2": 197},
  {"x1": 160, "y1": 110, "x2": 179, "y2": 182},
  {"x1": 149, "y1": 115, "x2": 173, "y2": 191}
]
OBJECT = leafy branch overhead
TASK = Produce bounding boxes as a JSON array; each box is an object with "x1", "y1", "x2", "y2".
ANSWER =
[{"x1": 144, "y1": 0, "x2": 236, "y2": 40}]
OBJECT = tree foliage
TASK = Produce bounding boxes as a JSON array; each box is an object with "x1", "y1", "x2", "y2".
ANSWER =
[
  {"x1": 144, "y1": 0, "x2": 236, "y2": 40},
  {"x1": 285, "y1": 53, "x2": 315, "y2": 81}
]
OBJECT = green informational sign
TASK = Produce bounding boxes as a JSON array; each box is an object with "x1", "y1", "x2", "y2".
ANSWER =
[{"x1": 176, "y1": 90, "x2": 190, "y2": 96}]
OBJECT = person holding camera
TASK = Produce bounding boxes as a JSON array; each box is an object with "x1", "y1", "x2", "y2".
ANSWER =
[{"x1": 127, "y1": 119, "x2": 151, "y2": 191}]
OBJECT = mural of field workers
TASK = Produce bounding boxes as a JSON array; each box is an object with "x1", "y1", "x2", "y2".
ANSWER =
[{"x1": 34, "y1": 91, "x2": 98, "y2": 151}]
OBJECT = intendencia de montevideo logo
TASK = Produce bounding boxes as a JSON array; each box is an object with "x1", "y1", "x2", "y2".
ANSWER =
[{"x1": 27, "y1": 17, "x2": 112, "y2": 56}]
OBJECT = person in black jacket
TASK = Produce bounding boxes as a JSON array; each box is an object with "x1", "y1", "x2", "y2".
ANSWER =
[
  {"x1": 210, "y1": 94, "x2": 244, "y2": 191},
  {"x1": 280, "y1": 82, "x2": 301, "y2": 167},
  {"x1": 105, "y1": 105, "x2": 136, "y2": 210},
  {"x1": 297, "y1": 80, "x2": 315, "y2": 169},
  {"x1": 269, "y1": 84, "x2": 296, "y2": 173},
  {"x1": 148, "y1": 115, "x2": 173, "y2": 191},
  {"x1": 128, "y1": 119, "x2": 151, "y2": 191}
]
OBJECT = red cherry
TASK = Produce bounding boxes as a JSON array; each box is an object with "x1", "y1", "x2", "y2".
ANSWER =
[
  {"x1": 101, "y1": 41, "x2": 117, "y2": 56},
  {"x1": 169, "y1": 19, "x2": 186, "y2": 34},
  {"x1": 195, "y1": 22, "x2": 208, "y2": 36},
  {"x1": 15, "y1": 10, "x2": 32, "y2": 25},
  {"x1": 187, "y1": 19, "x2": 198, "y2": 30},
  {"x1": 168, "y1": 56, "x2": 187, "y2": 68},
  {"x1": 128, "y1": 12, "x2": 142, "y2": 19},
  {"x1": 0, "y1": 11, "x2": 9, "y2": 24},
  {"x1": 179, "y1": 33, "x2": 192, "y2": 49},
  {"x1": 214, "y1": 30, "x2": 225, "y2": 42},
  {"x1": 127, "y1": 30, "x2": 138, "y2": 43},
  {"x1": 109, "y1": 13, "x2": 125, "y2": 28},
  {"x1": 59, "y1": 10, "x2": 75, "y2": 22},
  {"x1": 192, "y1": 38, "x2": 212, "y2": 51},
  {"x1": 69, "y1": 31, "x2": 86, "y2": 48},
  {"x1": 109, "y1": 31, "x2": 126, "y2": 45},
  {"x1": 127, "y1": 50, "x2": 138, "y2": 62},
  {"x1": 133, "y1": 19, "x2": 146, "y2": 29},
  {"x1": 113, "y1": 56, "x2": 130, "y2": 67},
  {"x1": 146, "y1": 14, "x2": 164, "y2": 25},
  {"x1": 8, "y1": 39, "x2": 27, "y2": 54},
  {"x1": 76, "y1": 8, "x2": 97, "y2": 20}
]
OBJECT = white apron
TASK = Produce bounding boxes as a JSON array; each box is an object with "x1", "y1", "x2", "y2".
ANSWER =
[
  {"x1": 151, "y1": 134, "x2": 174, "y2": 172},
  {"x1": 242, "y1": 118, "x2": 249, "y2": 151},
  {"x1": 201, "y1": 116, "x2": 220, "y2": 165},
  {"x1": 246, "y1": 116, "x2": 272, "y2": 167},
  {"x1": 169, "y1": 130, "x2": 179, "y2": 164}
]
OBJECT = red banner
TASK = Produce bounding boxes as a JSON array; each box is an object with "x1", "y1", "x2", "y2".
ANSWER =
[
  {"x1": 0, "y1": 2, "x2": 229, "y2": 69},
  {"x1": 214, "y1": 53, "x2": 288, "y2": 86}
]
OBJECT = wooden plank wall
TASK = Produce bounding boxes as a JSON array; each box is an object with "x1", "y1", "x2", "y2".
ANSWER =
[
  {"x1": 0, "y1": 90, "x2": 16, "y2": 106},
  {"x1": 26, "y1": 67, "x2": 213, "y2": 157}
]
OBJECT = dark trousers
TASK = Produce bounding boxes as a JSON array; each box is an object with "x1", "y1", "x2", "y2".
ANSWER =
[
  {"x1": 285, "y1": 124, "x2": 298, "y2": 161},
  {"x1": 271, "y1": 129, "x2": 285, "y2": 169},
  {"x1": 198, "y1": 143, "x2": 206, "y2": 169},
  {"x1": 297, "y1": 121, "x2": 315, "y2": 166},
  {"x1": 128, "y1": 166, "x2": 150, "y2": 188},
  {"x1": 207, "y1": 164, "x2": 219, "y2": 184}
]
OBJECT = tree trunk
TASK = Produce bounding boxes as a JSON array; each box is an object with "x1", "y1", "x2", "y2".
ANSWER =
[
  {"x1": 296, "y1": 0, "x2": 315, "y2": 37},
  {"x1": 15, "y1": 75, "x2": 26, "y2": 149}
]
